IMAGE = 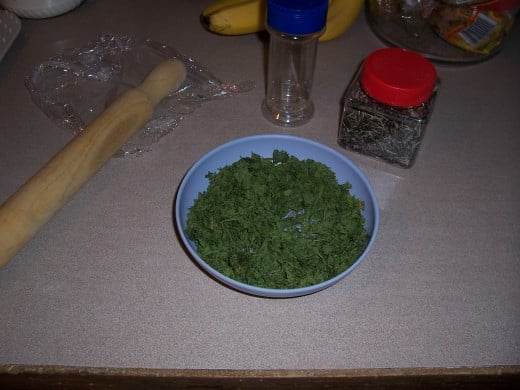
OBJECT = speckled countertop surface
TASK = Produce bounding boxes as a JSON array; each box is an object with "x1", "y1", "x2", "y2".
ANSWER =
[{"x1": 0, "y1": 0, "x2": 519, "y2": 370}]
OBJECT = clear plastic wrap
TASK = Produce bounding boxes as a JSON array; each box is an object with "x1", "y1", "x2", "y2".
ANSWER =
[{"x1": 25, "y1": 34, "x2": 255, "y2": 156}]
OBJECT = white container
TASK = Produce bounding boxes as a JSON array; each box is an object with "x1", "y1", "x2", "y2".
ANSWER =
[{"x1": 0, "y1": 0, "x2": 83, "y2": 19}]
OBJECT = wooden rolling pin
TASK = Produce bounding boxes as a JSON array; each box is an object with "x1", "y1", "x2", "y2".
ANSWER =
[{"x1": 0, "y1": 59, "x2": 187, "y2": 268}]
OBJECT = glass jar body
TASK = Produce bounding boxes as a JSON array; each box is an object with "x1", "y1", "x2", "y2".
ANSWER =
[
  {"x1": 338, "y1": 66, "x2": 438, "y2": 168},
  {"x1": 262, "y1": 27, "x2": 322, "y2": 127}
]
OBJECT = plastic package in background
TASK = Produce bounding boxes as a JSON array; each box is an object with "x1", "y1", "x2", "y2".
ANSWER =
[
  {"x1": 366, "y1": 0, "x2": 518, "y2": 62},
  {"x1": 25, "y1": 34, "x2": 255, "y2": 156}
]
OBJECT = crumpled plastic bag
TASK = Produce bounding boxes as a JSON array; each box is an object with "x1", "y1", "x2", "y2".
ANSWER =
[{"x1": 25, "y1": 34, "x2": 255, "y2": 156}]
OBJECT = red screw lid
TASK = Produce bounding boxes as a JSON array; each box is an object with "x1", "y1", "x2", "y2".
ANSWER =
[{"x1": 361, "y1": 48, "x2": 437, "y2": 108}]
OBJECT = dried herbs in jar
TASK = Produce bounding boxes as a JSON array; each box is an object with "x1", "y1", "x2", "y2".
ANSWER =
[{"x1": 338, "y1": 48, "x2": 439, "y2": 168}]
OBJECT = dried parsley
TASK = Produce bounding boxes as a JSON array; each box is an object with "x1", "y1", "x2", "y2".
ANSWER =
[{"x1": 186, "y1": 150, "x2": 370, "y2": 289}]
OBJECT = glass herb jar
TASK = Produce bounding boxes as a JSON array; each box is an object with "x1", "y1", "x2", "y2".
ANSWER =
[
  {"x1": 338, "y1": 48, "x2": 439, "y2": 168},
  {"x1": 262, "y1": 0, "x2": 328, "y2": 127}
]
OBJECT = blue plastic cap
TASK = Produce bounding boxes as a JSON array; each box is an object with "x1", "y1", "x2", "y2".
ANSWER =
[{"x1": 267, "y1": 0, "x2": 328, "y2": 35}]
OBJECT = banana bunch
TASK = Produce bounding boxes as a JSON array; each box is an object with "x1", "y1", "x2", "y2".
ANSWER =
[{"x1": 202, "y1": 0, "x2": 365, "y2": 42}]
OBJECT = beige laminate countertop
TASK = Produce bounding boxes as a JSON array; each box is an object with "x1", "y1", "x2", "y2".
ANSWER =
[{"x1": 1, "y1": 0, "x2": 519, "y2": 371}]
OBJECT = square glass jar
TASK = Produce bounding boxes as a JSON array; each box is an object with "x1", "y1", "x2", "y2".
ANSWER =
[{"x1": 338, "y1": 49, "x2": 439, "y2": 168}]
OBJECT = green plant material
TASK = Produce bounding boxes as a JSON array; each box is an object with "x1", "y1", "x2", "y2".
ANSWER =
[{"x1": 186, "y1": 150, "x2": 370, "y2": 289}]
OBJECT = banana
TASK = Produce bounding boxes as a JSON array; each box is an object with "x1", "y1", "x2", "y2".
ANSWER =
[
  {"x1": 201, "y1": 0, "x2": 365, "y2": 42},
  {"x1": 320, "y1": 0, "x2": 365, "y2": 42},
  {"x1": 201, "y1": 0, "x2": 266, "y2": 36}
]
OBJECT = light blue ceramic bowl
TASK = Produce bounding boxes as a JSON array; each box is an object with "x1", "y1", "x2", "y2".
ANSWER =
[{"x1": 175, "y1": 134, "x2": 379, "y2": 298}]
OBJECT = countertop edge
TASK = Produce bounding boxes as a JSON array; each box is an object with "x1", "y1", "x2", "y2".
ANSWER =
[{"x1": 1, "y1": 364, "x2": 519, "y2": 389}]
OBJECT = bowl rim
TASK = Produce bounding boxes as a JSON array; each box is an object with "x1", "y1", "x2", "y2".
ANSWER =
[{"x1": 174, "y1": 134, "x2": 380, "y2": 298}]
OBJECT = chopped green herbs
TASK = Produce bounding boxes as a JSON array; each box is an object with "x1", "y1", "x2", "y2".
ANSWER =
[{"x1": 186, "y1": 150, "x2": 369, "y2": 289}]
